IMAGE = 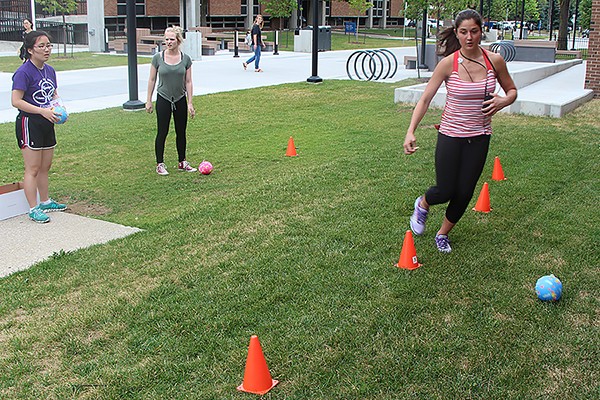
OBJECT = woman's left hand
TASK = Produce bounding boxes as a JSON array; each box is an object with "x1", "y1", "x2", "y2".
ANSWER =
[
  {"x1": 482, "y1": 93, "x2": 505, "y2": 116},
  {"x1": 188, "y1": 104, "x2": 196, "y2": 119}
]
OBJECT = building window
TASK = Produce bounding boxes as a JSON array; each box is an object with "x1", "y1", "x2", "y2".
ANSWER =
[
  {"x1": 241, "y1": 0, "x2": 260, "y2": 16},
  {"x1": 116, "y1": 0, "x2": 145, "y2": 16}
]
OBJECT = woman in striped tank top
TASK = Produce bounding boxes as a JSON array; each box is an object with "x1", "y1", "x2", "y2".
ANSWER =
[{"x1": 403, "y1": 9, "x2": 517, "y2": 253}]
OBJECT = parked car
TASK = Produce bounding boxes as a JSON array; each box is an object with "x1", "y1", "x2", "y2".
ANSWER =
[
  {"x1": 486, "y1": 21, "x2": 499, "y2": 30},
  {"x1": 499, "y1": 21, "x2": 514, "y2": 30}
]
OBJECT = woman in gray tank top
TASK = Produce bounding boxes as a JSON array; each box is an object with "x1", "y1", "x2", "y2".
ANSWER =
[{"x1": 146, "y1": 26, "x2": 197, "y2": 175}]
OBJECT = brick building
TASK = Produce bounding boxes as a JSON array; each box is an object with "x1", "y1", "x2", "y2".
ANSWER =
[
  {"x1": 102, "y1": 1, "x2": 405, "y2": 32},
  {"x1": 585, "y1": 0, "x2": 599, "y2": 97}
]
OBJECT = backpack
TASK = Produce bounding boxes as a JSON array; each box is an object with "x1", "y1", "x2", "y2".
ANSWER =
[{"x1": 244, "y1": 33, "x2": 252, "y2": 46}]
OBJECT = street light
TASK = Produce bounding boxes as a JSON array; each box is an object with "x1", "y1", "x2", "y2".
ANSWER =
[
  {"x1": 307, "y1": 0, "x2": 322, "y2": 83},
  {"x1": 571, "y1": 0, "x2": 580, "y2": 50},
  {"x1": 123, "y1": 0, "x2": 144, "y2": 110}
]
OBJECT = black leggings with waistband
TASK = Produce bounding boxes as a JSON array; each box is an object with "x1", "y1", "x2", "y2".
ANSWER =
[
  {"x1": 425, "y1": 133, "x2": 491, "y2": 224},
  {"x1": 155, "y1": 94, "x2": 188, "y2": 164}
]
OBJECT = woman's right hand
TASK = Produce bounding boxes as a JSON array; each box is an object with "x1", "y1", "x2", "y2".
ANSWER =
[
  {"x1": 145, "y1": 101, "x2": 153, "y2": 114},
  {"x1": 40, "y1": 107, "x2": 58, "y2": 123},
  {"x1": 403, "y1": 132, "x2": 419, "y2": 155}
]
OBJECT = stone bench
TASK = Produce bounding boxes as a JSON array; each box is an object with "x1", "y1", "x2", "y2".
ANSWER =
[
  {"x1": 513, "y1": 39, "x2": 556, "y2": 63},
  {"x1": 404, "y1": 55, "x2": 417, "y2": 69},
  {"x1": 556, "y1": 49, "x2": 582, "y2": 59},
  {"x1": 202, "y1": 40, "x2": 220, "y2": 55}
]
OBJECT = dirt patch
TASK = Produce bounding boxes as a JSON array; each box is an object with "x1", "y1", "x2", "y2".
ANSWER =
[{"x1": 60, "y1": 198, "x2": 112, "y2": 217}]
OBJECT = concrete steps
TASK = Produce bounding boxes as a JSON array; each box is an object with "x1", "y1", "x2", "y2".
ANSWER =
[{"x1": 394, "y1": 59, "x2": 593, "y2": 118}]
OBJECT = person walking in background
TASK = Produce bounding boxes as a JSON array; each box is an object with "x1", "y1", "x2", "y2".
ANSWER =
[
  {"x1": 11, "y1": 31, "x2": 68, "y2": 223},
  {"x1": 146, "y1": 26, "x2": 196, "y2": 176},
  {"x1": 242, "y1": 14, "x2": 264, "y2": 72},
  {"x1": 18, "y1": 18, "x2": 34, "y2": 62},
  {"x1": 403, "y1": 9, "x2": 517, "y2": 253}
]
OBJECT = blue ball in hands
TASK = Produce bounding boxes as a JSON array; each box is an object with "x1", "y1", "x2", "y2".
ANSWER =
[{"x1": 52, "y1": 106, "x2": 68, "y2": 124}]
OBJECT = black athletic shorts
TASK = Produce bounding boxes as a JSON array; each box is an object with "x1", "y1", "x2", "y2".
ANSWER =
[{"x1": 16, "y1": 112, "x2": 56, "y2": 150}]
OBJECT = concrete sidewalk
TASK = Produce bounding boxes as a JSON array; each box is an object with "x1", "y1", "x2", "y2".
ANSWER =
[{"x1": 0, "y1": 44, "x2": 425, "y2": 123}]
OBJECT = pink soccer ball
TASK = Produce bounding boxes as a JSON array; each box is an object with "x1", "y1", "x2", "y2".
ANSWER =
[{"x1": 199, "y1": 161, "x2": 213, "y2": 175}]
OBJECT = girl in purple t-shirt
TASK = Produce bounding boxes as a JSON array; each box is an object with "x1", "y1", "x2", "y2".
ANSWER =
[{"x1": 11, "y1": 30, "x2": 67, "y2": 223}]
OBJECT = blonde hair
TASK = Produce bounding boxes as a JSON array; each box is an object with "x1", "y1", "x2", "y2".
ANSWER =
[
  {"x1": 165, "y1": 26, "x2": 184, "y2": 45},
  {"x1": 254, "y1": 15, "x2": 264, "y2": 29}
]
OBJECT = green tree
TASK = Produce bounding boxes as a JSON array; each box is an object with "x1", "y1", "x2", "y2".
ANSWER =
[
  {"x1": 579, "y1": 0, "x2": 591, "y2": 30},
  {"x1": 346, "y1": 0, "x2": 373, "y2": 37},
  {"x1": 260, "y1": 0, "x2": 297, "y2": 18},
  {"x1": 260, "y1": 0, "x2": 297, "y2": 29},
  {"x1": 38, "y1": 0, "x2": 77, "y2": 57},
  {"x1": 558, "y1": 0, "x2": 570, "y2": 49}
]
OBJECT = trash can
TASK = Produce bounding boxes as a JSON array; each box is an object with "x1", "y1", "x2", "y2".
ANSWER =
[{"x1": 318, "y1": 25, "x2": 331, "y2": 51}]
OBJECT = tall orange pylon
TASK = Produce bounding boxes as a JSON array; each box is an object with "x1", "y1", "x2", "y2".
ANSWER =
[
  {"x1": 473, "y1": 182, "x2": 492, "y2": 213},
  {"x1": 237, "y1": 335, "x2": 279, "y2": 395},
  {"x1": 492, "y1": 156, "x2": 506, "y2": 181},
  {"x1": 395, "y1": 230, "x2": 422, "y2": 270},
  {"x1": 285, "y1": 136, "x2": 297, "y2": 157}
]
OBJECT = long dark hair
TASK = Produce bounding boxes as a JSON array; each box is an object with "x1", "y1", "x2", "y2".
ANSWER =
[
  {"x1": 437, "y1": 9, "x2": 483, "y2": 57},
  {"x1": 23, "y1": 30, "x2": 51, "y2": 60}
]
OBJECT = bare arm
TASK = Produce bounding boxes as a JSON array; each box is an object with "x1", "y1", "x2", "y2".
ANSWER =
[
  {"x1": 185, "y1": 66, "x2": 195, "y2": 118},
  {"x1": 146, "y1": 63, "x2": 158, "y2": 113},
  {"x1": 403, "y1": 56, "x2": 452, "y2": 155},
  {"x1": 11, "y1": 89, "x2": 58, "y2": 122}
]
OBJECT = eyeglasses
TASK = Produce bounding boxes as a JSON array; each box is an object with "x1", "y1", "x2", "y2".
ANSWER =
[
  {"x1": 164, "y1": 38, "x2": 176, "y2": 42},
  {"x1": 35, "y1": 44, "x2": 53, "y2": 50}
]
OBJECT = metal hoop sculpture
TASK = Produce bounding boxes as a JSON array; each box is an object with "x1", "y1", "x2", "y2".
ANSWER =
[
  {"x1": 489, "y1": 41, "x2": 516, "y2": 62},
  {"x1": 346, "y1": 49, "x2": 398, "y2": 81}
]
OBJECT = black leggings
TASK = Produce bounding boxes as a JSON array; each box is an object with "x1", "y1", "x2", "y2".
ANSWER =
[
  {"x1": 425, "y1": 133, "x2": 491, "y2": 224},
  {"x1": 155, "y1": 95, "x2": 188, "y2": 164}
]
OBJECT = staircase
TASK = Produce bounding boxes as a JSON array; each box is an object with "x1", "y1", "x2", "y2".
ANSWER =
[{"x1": 394, "y1": 59, "x2": 594, "y2": 118}]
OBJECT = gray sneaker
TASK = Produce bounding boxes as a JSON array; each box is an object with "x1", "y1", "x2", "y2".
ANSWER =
[
  {"x1": 435, "y1": 234, "x2": 452, "y2": 253},
  {"x1": 409, "y1": 196, "x2": 428, "y2": 235}
]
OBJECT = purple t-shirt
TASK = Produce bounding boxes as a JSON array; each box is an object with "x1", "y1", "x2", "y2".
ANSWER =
[{"x1": 12, "y1": 60, "x2": 58, "y2": 109}]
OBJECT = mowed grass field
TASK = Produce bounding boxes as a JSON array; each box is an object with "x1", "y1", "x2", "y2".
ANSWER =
[{"x1": 0, "y1": 80, "x2": 598, "y2": 399}]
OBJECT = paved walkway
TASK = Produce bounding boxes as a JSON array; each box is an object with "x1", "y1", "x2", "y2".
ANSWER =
[{"x1": 0, "y1": 43, "x2": 425, "y2": 123}]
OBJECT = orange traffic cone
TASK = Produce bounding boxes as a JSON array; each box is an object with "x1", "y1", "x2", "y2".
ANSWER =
[
  {"x1": 395, "y1": 230, "x2": 422, "y2": 270},
  {"x1": 492, "y1": 156, "x2": 506, "y2": 181},
  {"x1": 285, "y1": 136, "x2": 297, "y2": 157},
  {"x1": 473, "y1": 182, "x2": 492, "y2": 213},
  {"x1": 237, "y1": 335, "x2": 279, "y2": 395}
]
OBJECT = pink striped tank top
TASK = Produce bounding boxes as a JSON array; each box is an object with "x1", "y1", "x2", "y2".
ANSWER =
[{"x1": 439, "y1": 50, "x2": 496, "y2": 138}]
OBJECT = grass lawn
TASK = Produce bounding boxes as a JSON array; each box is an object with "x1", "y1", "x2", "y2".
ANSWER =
[
  {"x1": 0, "y1": 51, "x2": 152, "y2": 73},
  {"x1": 0, "y1": 80, "x2": 598, "y2": 399},
  {"x1": 267, "y1": 30, "x2": 413, "y2": 51}
]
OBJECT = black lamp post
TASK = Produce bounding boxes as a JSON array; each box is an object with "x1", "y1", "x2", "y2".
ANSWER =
[
  {"x1": 519, "y1": 0, "x2": 525, "y2": 40},
  {"x1": 548, "y1": 0, "x2": 554, "y2": 41},
  {"x1": 307, "y1": 0, "x2": 322, "y2": 83},
  {"x1": 123, "y1": 0, "x2": 144, "y2": 110},
  {"x1": 418, "y1": 9, "x2": 428, "y2": 70},
  {"x1": 571, "y1": 0, "x2": 580, "y2": 50}
]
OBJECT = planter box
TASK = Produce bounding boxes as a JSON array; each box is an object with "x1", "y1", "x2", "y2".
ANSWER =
[{"x1": 0, "y1": 182, "x2": 35, "y2": 221}]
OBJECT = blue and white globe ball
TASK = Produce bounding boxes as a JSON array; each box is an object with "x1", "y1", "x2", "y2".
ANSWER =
[
  {"x1": 52, "y1": 106, "x2": 68, "y2": 124},
  {"x1": 535, "y1": 274, "x2": 563, "y2": 302}
]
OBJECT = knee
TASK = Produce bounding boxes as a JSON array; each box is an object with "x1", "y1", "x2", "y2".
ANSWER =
[{"x1": 25, "y1": 165, "x2": 41, "y2": 177}]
